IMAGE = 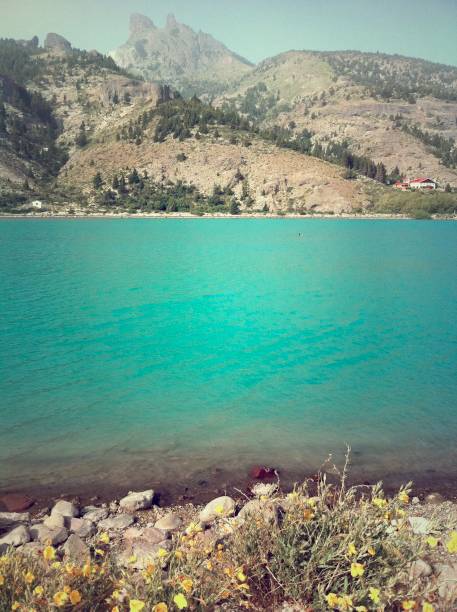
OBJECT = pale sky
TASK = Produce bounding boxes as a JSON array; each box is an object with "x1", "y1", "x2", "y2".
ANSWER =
[{"x1": 1, "y1": 0, "x2": 456, "y2": 66}]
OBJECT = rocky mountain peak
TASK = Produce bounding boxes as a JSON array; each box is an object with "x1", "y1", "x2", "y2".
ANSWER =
[
  {"x1": 165, "y1": 13, "x2": 178, "y2": 29},
  {"x1": 44, "y1": 33, "x2": 72, "y2": 54},
  {"x1": 129, "y1": 13, "x2": 156, "y2": 37}
]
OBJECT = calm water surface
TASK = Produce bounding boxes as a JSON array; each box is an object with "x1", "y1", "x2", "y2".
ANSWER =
[{"x1": 1, "y1": 219, "x2": 456, "y2": 497}]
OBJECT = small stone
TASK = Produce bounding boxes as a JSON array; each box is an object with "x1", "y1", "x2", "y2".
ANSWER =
[
  {"x1": 0, "y1": 494, "x2": 34, "y2": 513},
  {"x1": 251, "y1": 483, "x2": 278, "y2": 498},
  {"x1": 249, "y1": 466, "x2": 278, "y2": 480},
  {"x1": 51, "y1": 500, "x2": 79, "y2": 519},
  {"x1": 62, "y1": 534, "x2": 90, "y2": 563},
  {"x1": 411, "y1": 496, "x2": 420, "y2": 505},
  {"x1": 199, "y1": 496, "x2": 236, "y2": 525},
  {"x1": 435, "y1": 563, "x2": 457, "y2": 601},
  {"x1": 409, "y1": 559, "x2": 432, "y2": 580},
  {"x1": 98, "y1": 514, "x2": 134, "y2": 530},
  {"x1": 30, "y1": 524, "x2": 68, "y2": 545},
  {"x1": 0, "y1": 525, "x2": 30, "y2": 551},
  {"x1": 425, "y1": 493, "x2": 445, "y2": 505},
  {"x1": 82, "y1": 507, "x2": 109, "y2": 522},
  {"x1": 154, "y1": 513, "x2": 182, "y2": 531},
  {"x1": 69, "y1": 517, "x2": 96, "y2": 538},
  {"x1": 0, "y1": 511, "x2": 30, "y2": 530},
  {"x1": 109, "y1": 501, "x2": 118, "y2": 512},
  {"x1": 119, "y1": 490, "x2": 154, "y2": 512},
  {"x1": 408, "y1": 516, "x2": 431, "y2": 535}
]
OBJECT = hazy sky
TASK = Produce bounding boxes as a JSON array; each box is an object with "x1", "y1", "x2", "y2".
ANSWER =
[{"x1": 1, "y1": 0, "x2": 456, "y2": 66}]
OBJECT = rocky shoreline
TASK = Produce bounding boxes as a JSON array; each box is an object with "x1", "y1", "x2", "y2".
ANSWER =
[{"x1": 1, "y1": 482, "x2": 457, "y2": 609}]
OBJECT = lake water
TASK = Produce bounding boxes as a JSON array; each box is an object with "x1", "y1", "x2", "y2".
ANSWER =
[{"x1": 1, "y1": 218, "x2": 456, "y2": 500}]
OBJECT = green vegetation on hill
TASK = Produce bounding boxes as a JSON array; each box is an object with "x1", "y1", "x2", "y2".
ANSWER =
[{"x1": 374, "y1": 190, "x2": 457, "y2": 218}]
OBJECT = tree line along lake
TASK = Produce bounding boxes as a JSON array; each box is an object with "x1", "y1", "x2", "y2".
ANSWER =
[{"x1": 0, "y1": 218, "x2": 456, "y2": 501}]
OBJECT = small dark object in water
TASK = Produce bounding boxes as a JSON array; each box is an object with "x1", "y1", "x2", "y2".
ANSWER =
[{"x1": 250, "y1": 466, "x2": 278, "y2": 480}]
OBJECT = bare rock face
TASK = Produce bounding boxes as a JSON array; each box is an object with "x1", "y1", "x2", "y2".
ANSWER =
[
  {"x1": 44, "y1": 33, "x2": 72, "y2": 54},
  {"x1": 130, "y1": 13, "x2": 156, "y2": 36}
]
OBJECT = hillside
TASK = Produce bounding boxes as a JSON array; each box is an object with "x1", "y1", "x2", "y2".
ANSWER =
[
  {"x1": 110, "y1": 14, "x2": 253, "y2": 97},
  {"x1": 219, "y1": 50, "x2": 457, "y2": 187}
]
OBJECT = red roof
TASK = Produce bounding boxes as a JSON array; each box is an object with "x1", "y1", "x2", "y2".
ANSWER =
[{"x1": 411, "y1": 177, "x2": 435, "y2": 183}]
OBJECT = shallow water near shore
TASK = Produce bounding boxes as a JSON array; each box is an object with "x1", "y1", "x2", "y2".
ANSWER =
[{"x1": 1, "y1": 218, "x2": 457, "y2": 500}]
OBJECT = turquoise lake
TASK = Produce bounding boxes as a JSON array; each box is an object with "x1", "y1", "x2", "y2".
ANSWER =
[{"x1": 1, "y1": 218, "x2": 457, "y2": 499}]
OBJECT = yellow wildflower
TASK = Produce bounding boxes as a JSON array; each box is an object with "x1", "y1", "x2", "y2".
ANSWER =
[
  {"x1": 112, "y1": 608, "x2": 120, "y2": 612},
  {"x1": 181, "y1": 578, "x2": 193, "y2": 593},
  {"x1": 347, "y1": 542, "x2": 357, "y2": 556},
  {"x1": 338, "y1": 595, "x2": 353, "y2": 611},
  {"x1": 326, "y1": 593, "x2": 339, "y2": 608},
  {"x1": 99, "y1": 532, "x2": 110, "y2": 544},
  {"x1": 173, "y1": 593, "x2": 188, "y2": 610},
  {"x1": 237, "y1": 570, "x2": 247, "y2": 582},
  {"x1": 367, "y1": 546, "x2": 376, "y2": 556},
  {"x1": 446, "y1": 531, "x2": 457, "y2": 553},
  {"x1": 33, "y1": 586, "x2": 44, "y2": 597},
  {"x1": 174, "y1": 550, "x2": 183, "y2": 559},
  {"x1": 53, "y1": 591, "x2": 69, "y2": 607},
  {"x1": 82, "y1": 563, "x2": 91, "y2": 578},
  {"x1": 426, "y1": 536, "x2": 439, "y2": 548},
  {"x1": 95, "y1": 548, "x2": 105, "y2": 557},
  {"x1": 214, "y1": 504, "x2": 224, "y2": 514},
  {"x1": 154, "y1": 604, "x2": 168, "y2": 612},
  {"x1": 422, "y1": 603, "x2": 434, "y2": 612},
  {"x1": 11, "y1": 604, "x2": 21, "y2": 611},
  {"x1": 157, "y1": 548, "x2": 168, "y2": 558},
  {"x1": 43, "y1": 545, "x2": 56, "y2": 561},
  {"x1": 64, "y1": 586, "x2": 71, "y2": 593},
  {"x1": 350, "y1": 562, "x2": 364, "y2": 577},
  {"x1": 0, "y1": 575, "x2": 4, "y2": 586},
  {"x1": 402, "y1": 601, "x2": 417, "y2": 610},
  {"x1": 369, "y1": 587, "x2": 380, "y2": 604},
  {"x1": 145, "y1": 563, "x2": 155, "y2": 576},
  {"x1": 52, "y1": 561, "x2": 62, "y2": 569},
  {"x1": 129, "y1": 600, "x2": 145, "y2": 612},
  {"x1": 372, "y1": 497, "x2": 387, "y2": 509},
  {"x1": 24, "y1": 571, "x2": 35, "y2": 584},
  {"x1": 355, "y1": 607, "x2": 368, "y2": 612},
  {"x1": 303, "y1": 508, "x2": 314, "y2": 520},
  {"x1": 70, "y1": 590, "x2": 82, "y2": 605},
  {"x1": 398, "y1": 491, "x2": 410, "y2": 504},
  {"x1": 128, "y1": 554, "x2": 137, "y2": 564},
  {"x1": 206, "y1": 560, "x2": 213, "y2": 570}
]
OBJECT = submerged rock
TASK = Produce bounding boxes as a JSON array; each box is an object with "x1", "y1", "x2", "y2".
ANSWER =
[
  {"x1": 119, "y1": 490, "x2": 154, "y2": 512},
  {"x1": 250, "y1": 466, "x2": 278, "y2": 480},
  {"x1": 199, "y1": 496, "x2": 236, "y2": 524},
  {"x1": 0, "y1": 494, "x2": 34, "y2": 513}
]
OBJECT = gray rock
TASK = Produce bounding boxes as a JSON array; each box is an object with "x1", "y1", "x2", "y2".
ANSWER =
[
  {"x1": 17, "y1": 541, "x2": 42, "y2": 556},
  {"x1": 154, "y1": 513, "x2": 182, "y2": 531},
  {"x1": 0, "y1": 525, "x2": 30, "y2": 551},
  {"x1": 30, "y1": 524, "x2": 68, "y2": 545},
  {"x1": 118, "y1": 537, "x2": 171, "y2": 570},
  {"x1": 411, "y1": 496, "x2": 420, "y2": 505},
  {"x1": 435, "y1": 563, "x2": 457, "y2": 601},
  {"x1": 51, "y1": 500, "x2": 79, "y2": 519},
  {"x1": 425, "y1": 493, "x2": 445, "y2": 505},
  {"x1": 199, "y1": 496, "x2": 236, "y2": 525},
  {"x1": 98, "y1": 514, "x2": 134, "y2": 530},
  {"x1": 409, "y1": 559, "x2": 432, "y2": 580},
  {"x1": 0, "y1": 512, "x2": 30, "y2": 530},
  {"x1": 43, "y1": 514, "x2": 66, "y2": 529},
  {"x1": 82, "y1": 507, "x2": 109, "y2": 522},
  {"x1": 251, "y1": 483, "x2": 278, "y2": 498},
  {"x1": 237, "y1": 499, "x2": 278, "y2": 526},
  {"x1": 408, "y1": 516, "x2": 431, "y2": 535},
  {"x1": 69, "y1": 517, "x2": 96, "y2": 538},
  {"x1": 62, "y1": 534, "x2": 90, "y2": 563},
  {"x1": 44, "y1": 33, "x2": 72, "y2": 53},
  {"x1": 119, "y1": 490, "x2": 154, "y2": 512}
]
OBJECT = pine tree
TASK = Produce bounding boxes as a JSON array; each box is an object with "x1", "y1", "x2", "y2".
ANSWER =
[
  {"x1": 93, "y1": 172, "x2": 103, "y2": 190},
  {"x1": 128, "y1": 168, "x2": 140, "y2": 184},
  {"x1": 112, "y1": 175, "x2": 119, "y2": 190},
  {"x1": 75, "y1": 121, "x2": 88, "y2": 147}
]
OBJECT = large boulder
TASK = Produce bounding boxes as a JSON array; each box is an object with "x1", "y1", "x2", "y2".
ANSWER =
[
  {"x1": 51, "y1": 500, "x2": 79, "y2": 519},
  {"x1": 69, "y1": 518, "x2": 96, "y2": 538},
  {"x1": 0, "y1": 525, "x2": 30, "y2": 552},
  {"x1": 30, "y1": 524, "x2": 68, "y2": 545},
  {"x1": 98, "y1": 514, "x2": 134, "y2": 531},
  {"x1": 81, "y1": 507, "x2": 109, "y2": 522},
  {"x1": 199, "y1": 496, "x2": 236, "y2": 525},
  {"x1": 0, "y1": 512, "x2": 30, "y2": 531},
  {"x1": 62, "y1": 534, "x2": 90, "y2": 563},
  {"x1": 119, "y1": 490, "x2": 154, "y2": 512},
  {"x1": 43, "y1": 514, "x2": 66, "y2": 529}
]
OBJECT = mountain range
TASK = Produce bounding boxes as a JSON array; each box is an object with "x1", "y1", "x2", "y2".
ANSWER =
[{"x1": 0, "y1": 14, "x2": 456, "y2": 216}]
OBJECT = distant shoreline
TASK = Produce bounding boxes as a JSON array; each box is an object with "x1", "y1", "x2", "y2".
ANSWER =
[{"x1": 1, "y1": 212, "x2": 456, "y2": 220}]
